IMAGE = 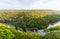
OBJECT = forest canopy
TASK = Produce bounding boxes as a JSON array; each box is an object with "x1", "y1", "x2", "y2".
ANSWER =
[{"x1": 0, "y1": 10, "x2": 60, "y2": 30}]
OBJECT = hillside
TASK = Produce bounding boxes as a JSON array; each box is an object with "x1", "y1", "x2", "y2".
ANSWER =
[
  {"x1": 0, "y1": 10, "x2": 60, "y2": 30},
  {"x1": 0, "y1": 10, "x2": 59, "y2": 20}
]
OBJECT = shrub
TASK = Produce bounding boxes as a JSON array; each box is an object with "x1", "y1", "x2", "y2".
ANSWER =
[
  {"x1": 43, "y1": 32, "x2": 60, "y2": 39},
  {"x1": 0, "y1": 23, "x2": 41, "y2": 39}
]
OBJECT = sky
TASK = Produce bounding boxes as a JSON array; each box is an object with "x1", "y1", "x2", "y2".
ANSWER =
[{"x1": 0, "y1": 0, "x2": 60, "y2": 10}]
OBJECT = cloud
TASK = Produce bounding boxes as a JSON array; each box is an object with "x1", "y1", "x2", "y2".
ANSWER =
[
  {"x1": 0, "y1": 0, "x2": 60, "y2": 10},
  {"x1": 0, "y1": 0, "x2": 23, "y2": 9},
  {"x1": 29, "y1": 0, "x2": 60, "y2": 10}
]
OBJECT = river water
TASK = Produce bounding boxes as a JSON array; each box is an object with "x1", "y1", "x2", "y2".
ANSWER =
[
  {"x1": 26, "y1": 21, "x2": 60, "y2": 36},
  {"x1": 1, "y1": 21, "x2": 60, "y2": 36}
]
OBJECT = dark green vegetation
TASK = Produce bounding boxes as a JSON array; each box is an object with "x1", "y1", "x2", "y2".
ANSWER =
[
  {"x1": 43, "y1": 25, "x2": 60, "y2": 39},
  {"x1": 43, "y1": 32, "x2": 60, "y2": 39},
  {"x1": 0, "y1": 23, "x2": 60, "y2": 39},
  {"x1": 0, "y1": 10, "x2": 60, "y2": 31},
  {"x1": 0, "y1": 10, "x2": 60, "y2": 39},
  {"x1": 0, "y1": 23, "x2": 40, "y2": 39},
  {"x1": 44, "y1": 25, "x2": 60, "y2": 32}
]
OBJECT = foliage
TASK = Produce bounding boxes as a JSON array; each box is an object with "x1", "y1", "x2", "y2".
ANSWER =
[
  {"x1": 43, "y1": 32, "x2": 60, "y2": 39},
  {"x1": 0, "y1": 23, "x2": 41, "y2": 39},
  {"x1": 44, "y1": 25, "x2": 60, "y2": 32},
  {"x1": 0, "y1": 10, "x2": 60, "y2": 30}
]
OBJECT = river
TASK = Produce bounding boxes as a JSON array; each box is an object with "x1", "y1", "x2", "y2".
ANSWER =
[
  {"x1": 26, "y1": 21, "x2": 60, "y2": 36},
  {"x1": 1, "y1": 21, "x2": 60, "y2": 36}
]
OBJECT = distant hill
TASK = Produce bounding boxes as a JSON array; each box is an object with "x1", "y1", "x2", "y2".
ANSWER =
[
  {"x1": 0, "y1": 10, "x2": 60, "y2": 20},
  {"x1": 0, "y1": 10, "x2": 60, "y2": 29}
]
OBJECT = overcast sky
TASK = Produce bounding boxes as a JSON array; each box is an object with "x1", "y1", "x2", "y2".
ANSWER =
[{"x1": 0, "y1": 0, "x2": 60, "y2": 10}]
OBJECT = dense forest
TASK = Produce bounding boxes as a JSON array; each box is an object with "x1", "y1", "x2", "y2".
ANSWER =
[
  {"x1": 1, "y1": 23, "x2": 60, "y2": 39},
  {"x1": 0, "y1": 10, "x2": 60, "y2": 31},
  {"x1": 0, "y1": 10, "x2": 60, "y2": 39}
]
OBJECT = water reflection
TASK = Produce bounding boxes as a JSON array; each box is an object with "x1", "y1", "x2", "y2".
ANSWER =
[
  {"x1": 1, "y1": 21, "x2": 60, "y2": 36},
  {"x1": 26, "y1": 21, "x2": 60, "y2": 36},
  {"x1": 48, "y1": 21, "x2": 60, "y2": 28}
]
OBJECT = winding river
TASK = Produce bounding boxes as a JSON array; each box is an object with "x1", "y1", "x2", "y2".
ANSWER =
[{"x1": 1, "y1": 21, "x2": 60, "y2": 36}]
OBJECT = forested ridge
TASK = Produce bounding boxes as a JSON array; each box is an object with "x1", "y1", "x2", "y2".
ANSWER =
[
  {"x1": 0, "y1": 10, "x2": 60, "y2": 30},
  {"x1": 0, "y1": 10, "x2": 60, "y2": 39}
]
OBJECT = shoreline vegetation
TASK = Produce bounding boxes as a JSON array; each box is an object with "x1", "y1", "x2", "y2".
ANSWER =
[
  {"x1": 0, "y1": 23, "x2": 60, "y2": 39},
  {"x1": 0, "y1": 10, "x2": 60, "y2": 39}
]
